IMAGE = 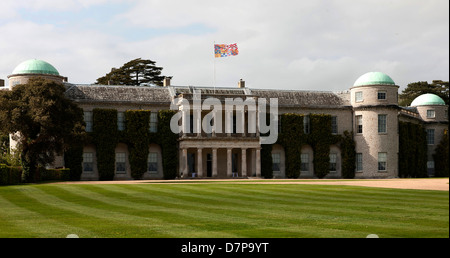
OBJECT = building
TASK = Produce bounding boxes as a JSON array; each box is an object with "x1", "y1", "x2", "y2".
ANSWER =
[{"x1": 2, "y1": 59, "x2": 448, "y2": 180}]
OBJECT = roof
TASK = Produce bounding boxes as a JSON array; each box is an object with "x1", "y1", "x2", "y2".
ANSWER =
[
  {"x1": 11, "y1": 59, "x2": 60, "y2": 76},
  {"x1": 353, "y1": 72, "x2": 395, "y2": 87},
  {"x1": 410, "y1": 93, "x2": 446, "y2": 106}
]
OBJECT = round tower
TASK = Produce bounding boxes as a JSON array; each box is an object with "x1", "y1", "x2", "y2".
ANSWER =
[
  {"x1": 7, "y1": 59, "x2": 67, "y2": 89},
  {"x1": 410, "y1": 93, "x2": 448, "y2": 176},
  {"x1": 350, "y1": 72, "x2": 399, "y2": 178}
]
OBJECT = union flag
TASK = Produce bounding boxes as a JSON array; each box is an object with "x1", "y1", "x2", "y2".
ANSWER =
[{"x1": 214, "y1": 43, "x2": 239, "y2": 58}]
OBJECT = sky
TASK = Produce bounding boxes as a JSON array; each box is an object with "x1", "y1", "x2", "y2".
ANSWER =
[{"x1": 0, "y1": 0, "x2": 448, "y2": 92}]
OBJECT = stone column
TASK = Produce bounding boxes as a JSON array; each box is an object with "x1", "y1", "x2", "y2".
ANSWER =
[
  {"x1": 196, "y1": 109, "x2": 202, "y2": 137},
  {"x1": 182, "y1": 148, "x2": 188, "y2": 178},
  {"x1": 197, "y1": 148, "x2": 203, "y2": 177},
  {"x1": 212, "y1": 148, "x2": 218, "y2": 177},
  {"x1": 241, "y1": 149, "x2": 247, "y2": 177},
  {"x1": 227, "y1": 148, "x2": 232, "y2": 178},
  {"x1": 256, "y1": 148, "x2": 261, "y2": 177}
]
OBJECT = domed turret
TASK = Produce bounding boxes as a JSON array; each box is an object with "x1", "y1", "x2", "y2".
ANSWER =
[
  {"x1": 411, "y1": 93, "x2": 446, "y2": 107},
  {"x1": 7, "y1": 59, "x2": 67, "y2": 89}
]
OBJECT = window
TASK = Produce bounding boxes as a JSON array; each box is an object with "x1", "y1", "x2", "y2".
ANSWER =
[
  {"x1": 116, "y1": 152, "x2": 126, "y2": 174},
  {"x1": 83, "y1": 152, "x2": 94, "y2": 172},
  {"x1": 84, "y1": 111, "x2": 93, "y2": 132},
  {"x1": 378, "y1": 152, "x2": 387, "y2": 171},
  {"x1": 377, "y1": 91, "x2": 386, "y2": 100},
  {"x1": 303, "y1": 116, "x2": 310, "y2": 134},
  {"x1": 272, "y1": 153, "x2": 281, "y2": 172},
  {"x1": 148, "y1": 152, "x2": 158, "y2": 173},
  {"x1": 426, "y1": 129, "x2": 435, "y2": 145},
  {"x1": 356, "y1": 153, "x2": 363, "y2": 172},
  {"x1": 426, "y1": 110, "x2": 435, "y2": 118},
  {"x1": 149, "y1": 112, "x2": 158, "y2": 133},
  {"x1": 356, "y1": 115, "x2": 363, "y2": 134},
  {"x1": 355, "y1": 91, "x2": 363, "y2": 102},
  {"x1": 329, "y1": 153, "x2": 337, "y2": 172},
  {"x1": 118, "y1": 112, "x2": 125, "y2": 131},
  {"x1": 300, "y1": 154, "x2": 309, "y2": 172},
  {"x1": 378, "y1": 114, "x2": 387, "y2": 133},
  {"x1": 331, "y1": 116, "x2": 338, "y2": 134}
]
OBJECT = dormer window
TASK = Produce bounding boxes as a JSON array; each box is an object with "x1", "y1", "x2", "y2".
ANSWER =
[{"x1": 427, "y1": 110, "x2": 435, "y2": 118}]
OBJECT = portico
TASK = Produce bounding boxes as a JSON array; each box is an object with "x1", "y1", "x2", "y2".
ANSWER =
[{"x1": 179, "y1": 138, "x2": 261, "y2": 178}]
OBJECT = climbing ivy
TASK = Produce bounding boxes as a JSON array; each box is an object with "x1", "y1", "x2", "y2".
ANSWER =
[
  {"x1": 125, "y1": 110, "x2": 151, "y2": 179},
  {"x1": 398, "y1": 122, "x2": 427, "y2": 178}
]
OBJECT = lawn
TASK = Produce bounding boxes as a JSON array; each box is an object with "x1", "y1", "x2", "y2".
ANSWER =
[{"x1": 0, "y1": 182, "x2": 448, "y2": 238}]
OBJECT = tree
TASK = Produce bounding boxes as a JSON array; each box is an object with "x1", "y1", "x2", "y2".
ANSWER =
[
  {"x1": 399, "y1": 80, "x2": 449, "y2": 106},
  {"x1": 0, "y1": 78, "x2": 85, "y2": 182},
  {"x1": 95, "y1": 58, "x2": 167, "y2": 86}
]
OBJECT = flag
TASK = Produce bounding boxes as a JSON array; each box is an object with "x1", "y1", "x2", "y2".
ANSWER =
[{"x1": 214, "y1": 43, "x2": 239, "y2": 58}]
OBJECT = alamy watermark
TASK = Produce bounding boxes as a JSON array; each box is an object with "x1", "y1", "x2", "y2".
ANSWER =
[{"x1": 170, "y1": 89, "x2": 279, "y2": 144}]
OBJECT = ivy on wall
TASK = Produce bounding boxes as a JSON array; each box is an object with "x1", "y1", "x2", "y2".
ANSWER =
[
  {"x1": 157, "y1": 110, "x2": 178, "y2": 179},
  {"x1": 277, "y1": 113, "x2": 304, "y2": 178},
  {"x1": 92, "y1": 109, "x2": 119, "y2": 180},
  {"x1": 398, "y1": 121, "x2": 427, "y2": 178},
  {"x1": 125, "y1": 110, "x2": 151, "y2": 180},
  {"x1": 433, "y1": 129, "x2": 449, "y2": 177}
]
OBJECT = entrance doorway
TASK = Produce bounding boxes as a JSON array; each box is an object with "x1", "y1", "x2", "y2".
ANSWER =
[{"x1": 207, "y1": 153, "x2": 212, "y2": 177}]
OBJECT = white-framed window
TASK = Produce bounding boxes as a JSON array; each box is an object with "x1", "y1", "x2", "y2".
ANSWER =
[
  {"x1": 118, "y1": 112, "x2": 125, "y2": 131},
  {"x1": 303, "y1": 115, "x2": 310, "y2": 134},
  {"x1": 331, "y1": 116, "x2": 338, "y2": 134},
  {"x1": 300, "y1": 153, "x2": 309, "y2": 172},
  {"x1": 378, "y1": 114, "x2": 387, "y2": 133},
  {"x1": 426, "y1": 129, "x2": 435, "y2": 145},
  {"x1": 329, "y1": 153, "x2": 337, "y2": 172},
  {"x1": 377, "y1": 91, "x2": 386, "y2": 100},
  {"x1": 83, "y1": 152, "x2": 94, "y2": 173},
  {"x1": 355, "y1": 91, "x2": 363, "y2": 102},
  {"x1": 149, "y1": 112, "x2": 158, "y2": 133},
  {"x1": 148, "y1": 152, "x2": 158, "y2": 173},
  {"x1": 378, "y1": 152, "x2": 387, "y2": 171},
  {"x1": 272, "y1": 153, "x2": 281, "y2": 172},
  {"x1": 356, "y1": 115, "x2": 363, "y2": 134},
  {"x1": 84, "y1": 111, "x2": 93, "y2": 132},
  {"x1": 116, "y1": 152, "x2": 126, "y2": 174},
  {"x1": 356, "y1": 153, "x2": 363, "y2": 172},
  {"x1": 426, "y1": 110, "x2": 435, "y2": 118}
]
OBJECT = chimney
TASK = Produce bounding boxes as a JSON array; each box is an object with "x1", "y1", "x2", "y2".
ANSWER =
[
  {"x1": 238, "y1": 79, "x2": 245, "y2": 88},
  {"x1": 163, "y1": 77, "x2": 171, "y2": 87}
]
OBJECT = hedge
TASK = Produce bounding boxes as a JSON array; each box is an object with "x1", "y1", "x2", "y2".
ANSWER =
[{"x1": 0, "y1": 164, "x2": 22, "y2": 185}]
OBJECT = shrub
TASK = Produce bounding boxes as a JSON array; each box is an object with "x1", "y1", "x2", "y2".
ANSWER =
[{"x1": 0, "y1": 164, "x2": 22, "y2": 185}]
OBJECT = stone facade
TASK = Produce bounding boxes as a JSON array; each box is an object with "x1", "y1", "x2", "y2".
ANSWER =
[{"x1": 2, "y1": 61, "x2": 448, "y2": 180}]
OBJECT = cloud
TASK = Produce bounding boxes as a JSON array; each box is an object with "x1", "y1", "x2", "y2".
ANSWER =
[{"x1": 1, "y1": 0, "x2": 448, "y2": 91}]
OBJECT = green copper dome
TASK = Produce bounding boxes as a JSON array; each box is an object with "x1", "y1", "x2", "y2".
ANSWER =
[
  {"x1": 353, "y1": 72, "x2": 395, "y2": 86},
  {"x1": 411, "y1": 93, "x2": 446, "y2": 107},
  {"x1": 11, "y1": 59, "x2": 59, "y2": 76}
]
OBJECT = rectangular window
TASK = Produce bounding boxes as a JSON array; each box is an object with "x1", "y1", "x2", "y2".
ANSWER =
[
  {"x1": 116, "y1": 152, "x2": 126, "y2": 174},
  {"x1": 378, "y1": 152, "x2": 387, "y2": 171},
  {"x1": 83, "y1": 152, "x2": 94, "y2": 173},
  {"x1": 329, "y1": 153, "x2": 337, "y2": 172},
  {"x1": 356, "y1": 115, "x2": 363, "y2": 134},
  {"x1": 148, "y1": 152, "x2": 158, "y2": 173},
  {"x1": 377, "y1": 91, "x2": 386, "y2": 100},
  {"x1": 355, "y1": 91, "x2": 363, "y2": 102},
  {"x1": 356, "y1": 153, "x2": 363, "y2": 172},
  {"x1": 118, "y1": 112, "x2": 125, "y2": 131},
  {"x1": 331, "y1": 116, "x2": 338, "y2": 134},
  {"x1": 426, "y1": 129, "x2": 435, "y2": 145},
  {"x1": 300, "y1": 153, "x2": 309, "y2": 172},
  {"x1": 427, "y1": 110, "x2": 435, "y2": 118},
  {"x1": 303, "y1": 116, "x2": 310, "y2": 134},
  {"x1": 84, "y1": 111, "x2": 93, "y2": 132},
  {"x1": 378, "y1": 114, "x2": 387, "y2": 133},
  {"x1": 272, "y1": 153, "x2": 281, "y2": 172},
  {"x1": 149, "y1": 112, "x2": 158, "y2": 133}
]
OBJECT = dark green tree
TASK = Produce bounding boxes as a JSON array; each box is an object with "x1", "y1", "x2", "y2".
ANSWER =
[
  {"x1": 0, "y1": 78, "x2": 85, "y2": 182},
  {"x1": 399, "y1": 80, "x2": 449, "y2": 106},
  {"x1": 96, "y1": 58, "x2": 167, "y2": 86}
]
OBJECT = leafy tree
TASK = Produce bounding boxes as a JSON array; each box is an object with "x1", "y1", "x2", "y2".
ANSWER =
[
  {"x1": 95, "y1": 58, "x2": 167, "y2": 86},
  {"x1": 399, "y1": 80, "x2": 449, "y2": 106},
  {"x1": 0, "y1": 78, "x2": 85, "y2": 182}
]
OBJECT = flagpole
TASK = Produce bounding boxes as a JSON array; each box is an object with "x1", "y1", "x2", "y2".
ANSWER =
[{"x1": 213, "y1": 41, "x2": 216, "y2": 93}]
